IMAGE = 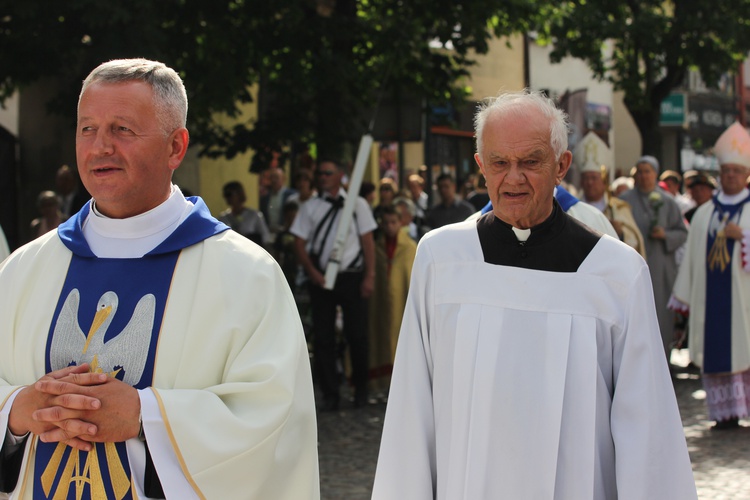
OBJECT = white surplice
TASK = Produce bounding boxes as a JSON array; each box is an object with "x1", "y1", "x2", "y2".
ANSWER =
[{"x1": 372, "y1": 217, "x2": 696, "y2": 500}]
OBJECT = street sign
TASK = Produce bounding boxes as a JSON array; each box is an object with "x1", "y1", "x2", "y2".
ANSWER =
[{"x1": 660, "y1": 93, "x2": 687, "y2": 126}]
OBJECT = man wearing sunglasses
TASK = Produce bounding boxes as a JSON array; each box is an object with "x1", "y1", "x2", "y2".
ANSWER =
[{"x1": 292, "y1": 160, "x2": 377, "y2": 412}]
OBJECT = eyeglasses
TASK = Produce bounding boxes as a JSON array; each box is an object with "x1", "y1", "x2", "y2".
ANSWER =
[{"x1": 317, "y1": 170, "x2": 336, "y2": 176}]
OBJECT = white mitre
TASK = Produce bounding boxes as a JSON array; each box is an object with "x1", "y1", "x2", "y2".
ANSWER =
[
  {"x1": 714, "y1": 121, "x2": 750, "y2": 168},
  {"x1": 573, "y1": 131, "x2": 612, "y2": 174}
]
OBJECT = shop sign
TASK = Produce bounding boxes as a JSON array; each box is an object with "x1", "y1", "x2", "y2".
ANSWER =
[{"x1": 660, "y1": 93, "x2": 686, "y2": 126}]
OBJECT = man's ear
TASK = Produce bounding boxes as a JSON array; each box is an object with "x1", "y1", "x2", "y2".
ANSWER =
[
  {"x1": 168, "y1": 128, "x2": 190, "y2": 172},
  {"x1": 556, "y1": 151, "x2": 572, "y2": 185},
  {"x1": 475, "y1": 153, "x2": 485, "y2": 177}
]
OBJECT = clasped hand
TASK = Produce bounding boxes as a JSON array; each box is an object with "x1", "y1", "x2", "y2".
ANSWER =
[
  {"x1": 724, "y1": 222, "x2": 745, "y2": 241},
  {"x1": 8, "y1": 363, "x2": 140, "y2": 451}
]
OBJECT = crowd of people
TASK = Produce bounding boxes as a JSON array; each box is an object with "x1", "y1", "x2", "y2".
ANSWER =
[
  {"x1": 209, "y1": 97, "x2": 750, "y2": 447},
  {"x1": 243, "y1": 92, "x2": 743, "y2": 498},
  {"x1": 572, "y1": 125, "x2": 750, "y2": 434},
  {"x1": 3, "y1": 57, "x2": 749, "y2": 498}
]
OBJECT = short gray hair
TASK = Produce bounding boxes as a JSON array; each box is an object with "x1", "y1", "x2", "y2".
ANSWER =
[
  {"x1": 474, "y1": 89, "x2": 569, "y2": 160},
  {"x1": 393, "y1": 196, "x2": 416, "y2": 217},
  {"x1": 79, "y1": 58, "x2": 188, "y2": 135}
]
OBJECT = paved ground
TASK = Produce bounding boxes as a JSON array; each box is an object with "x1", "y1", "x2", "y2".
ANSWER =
[
  {"x1": 673, "y1": 351, "x2": 750, "y2": 500},
  {"x1": 317, "y1": 349, "x2": 750, "y2": 499}
]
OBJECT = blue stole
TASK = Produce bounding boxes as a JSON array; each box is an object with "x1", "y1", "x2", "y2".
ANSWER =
[
  {"x1": 33, "y1": 198, "x2": 227, "y2": 500},
  {"x1": 479, "y1": 185, "x2": 580, "y2": 216},
  {"x1": 703, "y1": 194, "x2": 750, "y2": 374}
]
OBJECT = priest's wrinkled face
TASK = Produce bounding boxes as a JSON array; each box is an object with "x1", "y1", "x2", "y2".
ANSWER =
[
  {"x1": 474, "y1": 108, "x2": 571, "y2": 229},
  {"x1": 76, "y1": 81, "x2": 189, "y2": 218},
  {"x1": 719, "y1": 163, "x2": 749, "y2": 196}
]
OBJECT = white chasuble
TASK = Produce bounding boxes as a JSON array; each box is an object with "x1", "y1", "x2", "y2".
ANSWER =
[{"x1": 0, "y1": 198, "x2": 319, "y2": 500}]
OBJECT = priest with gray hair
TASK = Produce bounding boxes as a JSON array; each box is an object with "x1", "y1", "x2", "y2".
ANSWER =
[
  {"x1": 372, "y1": 89, "x2": 696, "y2": 499},
  {"x1": 0, "y1": 59, "x2": 319, "y2": 499}
]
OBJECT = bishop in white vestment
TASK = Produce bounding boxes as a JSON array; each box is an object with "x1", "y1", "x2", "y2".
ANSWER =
[{"x1": 671, "y1": 122, "x2": 750, "y2": 428}]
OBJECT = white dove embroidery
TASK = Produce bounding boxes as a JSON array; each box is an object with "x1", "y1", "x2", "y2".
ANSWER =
[{"x1": 50, "y1": 289, "x2": 156, "y2": 385}]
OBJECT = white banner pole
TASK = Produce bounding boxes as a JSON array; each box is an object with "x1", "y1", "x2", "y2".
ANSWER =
[{"x1": 324, "y1": 134, "x2": 374, "y2": 290}]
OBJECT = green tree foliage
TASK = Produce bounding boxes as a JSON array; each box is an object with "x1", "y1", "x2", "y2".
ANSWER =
[
  {"x1": 245, "y1": 0, "x2": 542, "y2": 166},
  {"x1": 0, "y1": 1, "x2": 267, "y2": 154},
  {"x1": 0, "y1": 0, "x2": 542, "y2": 168},
  {"x1": 539, "y1": 0, "x2": 750, "y2": 155}
]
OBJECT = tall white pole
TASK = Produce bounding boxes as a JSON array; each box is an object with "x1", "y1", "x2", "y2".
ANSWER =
[{"x1": 324, "y1": 134, "x2": 374, "y2": 289}]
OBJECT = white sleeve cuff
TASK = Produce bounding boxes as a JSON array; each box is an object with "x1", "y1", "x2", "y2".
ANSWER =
[
  {"x1": 2, "y1": 388, "x2": 28, "y2": 451},
  {"x1": 126, "y1": 388, "x2": 198, "y2": 499}
]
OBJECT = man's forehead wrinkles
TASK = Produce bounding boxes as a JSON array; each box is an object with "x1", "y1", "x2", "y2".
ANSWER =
[
  {"x1": 487, "y1": 147, "x2": 548, "y2": 159},
  {"x1": 78, "y1": 113, "x2": 138, "y2": 123},
  {"x1": 485, "y1": 135, "x2": 548, "y2": 148}
]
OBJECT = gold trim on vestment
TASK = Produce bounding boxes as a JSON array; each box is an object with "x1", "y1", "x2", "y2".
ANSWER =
[
  {"x1": 708, "y1": 213, "x2": 732, "y2": 272},
  {"x1": 151, "y1": 388, "x2": 206, "y2": 499}
]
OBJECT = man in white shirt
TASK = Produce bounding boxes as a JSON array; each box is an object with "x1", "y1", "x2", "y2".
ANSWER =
[
  {"x1": 291, "y1": 160, "x2": 377, "y2": 411},
  {"x1": 0, "y1": 58, "x2": 319, "y2": 500}
]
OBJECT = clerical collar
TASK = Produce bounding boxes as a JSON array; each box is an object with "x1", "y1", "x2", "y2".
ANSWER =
[
  {"x1": 512, "y1": 227, "x2": 531, "y2": 242},
  {"x1": 490, "y1": 201, "x2": 559, "y2": 245},
  {"x1": 476, "y1": 199, "x2": 601, "y2": 271},
  {"x1": 717, "y1": 188, "x2": 750, "y2": 205},
  {"x1": 83, "y1": 184, "x2": 194, "y2": 258}
]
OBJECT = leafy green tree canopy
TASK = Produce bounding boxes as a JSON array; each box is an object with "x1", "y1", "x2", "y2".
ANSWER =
[
  {"x1": 0, "y1": 0, "x2": 543, "y2": 168},
  {"x1": 538, "y1": 0, "x2": 750, "y2": 155}
]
